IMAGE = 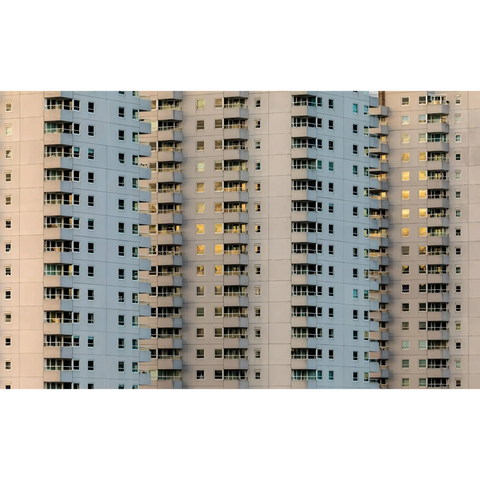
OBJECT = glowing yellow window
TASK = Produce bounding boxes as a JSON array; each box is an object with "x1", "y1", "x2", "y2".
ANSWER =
[
  {"x1": 402, "y1": 228, "x2": 410, "y2": 237},
  {"x1": 214, "y1": 265, "x2": 223, "y2": 275},
  {"x1": 402, "y1": 190, "x2": 410, "y2": 200},
  {"x1": 418, "y1": 227, "x2": 427, "y2": 237},
  {"x1": 402, "y1": 153, "x2": 410, "y2": 162},
  {"x1": 419, "y1": 171, "x2": 427, "y2": 180},
  {"x1": 402, "y1": 172, "x2": 410, "y2": 181},
  {"x1": 214, "y1": 223, "x2": 223, "y2": 234},
  {"x1": 402, "y1": 209, "x2": 410, "y2": 218},
  {"x1": 401, "y1": 134, "x2": 410, "y2": 144},
  {"x1": 196, "y1": 245, "x2": 205, "y2": 255},
  {"x1": 196, "y1": 224, "x2": 205, "y2": 234},
  {"x1": 196, "y1": 203, "x2": 205, "y2": 213},
  {"x1": 214, "y1": 244, "x2": 224, "y2": 255},
  {"x1": 419, "y1": 152, "x2": 426, "y2": 161},
  {"x1": 197, "y1": 265, "x2": 205, "y2": 276},
  {"x1": 419, "y1": 246, "x2": 426, "y2": 255},
  {"x1": 418, "y1": 208, "x2": 427, "y2": 218},
  {"x1": 215, "y1": 202, "x2": 223, "y2": 213},
  {"x1": 419, "y1": 189, "x2": 427, "y2": 199}
]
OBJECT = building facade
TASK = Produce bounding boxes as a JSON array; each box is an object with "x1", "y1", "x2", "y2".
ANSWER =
[
  {"x1": 0, "y1": 91, "x2": 152, "y2": 389},
  {"x1": 380, "y1": 91, "x2": 480, "y2": 388},
  {"x1": 139, "y1": 91, "x2": 382, "y2": 388}
]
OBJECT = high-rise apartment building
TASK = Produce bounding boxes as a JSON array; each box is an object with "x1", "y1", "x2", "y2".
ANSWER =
[
  {"x1": 139, "y1": 91, "x2": 383, "y2": 388},
  {"x1": 379, "y1": 91, "x2": 480, "y2": 389},
  {"x1": 0, "y1": 91, "x2": 152, "y2": 389}
]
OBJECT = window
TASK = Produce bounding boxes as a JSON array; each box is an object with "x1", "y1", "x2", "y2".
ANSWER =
[
  {"x1": 401, "y1": 97, "x2": 409, "y2": 106},
  {"x1": 402, "y1": 341, "x2": 410, "y2": 350},
  {"x1": 254, "y1": 119, "x2": 261, "y2": 129},
  {"x1": 196, "y1": 99, "x2": 205, "y2": 110},
  {"x1": 401, "y1": 134, "x2": 410, "y2": 144},
  {"x1": 196, "y1": 182, "x2": 205, "y2": 193},
  {"x1": 402, "y1": 190, "x2": 410, "y2": 200},
  {"x1": 87, "y1": 290, "x2": 94, "y2": 301},
  {"x1": 328, "y1": 162, "x2": 334, "y2": 172},
  {"x1": 456, "y1": 134, "x2": 461, "y2": 143},
  {"x1": 255, "y1": 98, "x2": 261, "y2": 108},
  {"x1": 255, "y1": 140, "x2": 261, "y2": 150},
  {"x1": 456, "y1": 191, "x2": 461, "y2": 199},
  {"x1": 402, "y1": 228, "x2": 410, "y2": 237},
  {"x1": 353, "y1": 103, "x2": 358, "y2": 114},
  {"x1": 456, "y1": 153, "x2": 461, "y2": 161},
  {"x1": 401, "y1": 115, "x2": 410, "y2": 125},
  {"x1": 455, "y1": 95, "x2": 461, "y2": 105},
  {"x1": 196, "y1": 328, "x2": 205, "y2": 338},
  {"x1": 402, "y1": 153, "x2": 410, "y2": 163}
]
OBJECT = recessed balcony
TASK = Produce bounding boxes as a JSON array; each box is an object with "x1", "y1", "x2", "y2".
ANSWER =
[
  {"x1": 291, "y1": 337, "x2": 317, "y2": 349},
  {"x1": 156, "y1": 234, "x2": 183, "y2": 246},
  {"x1": 223, "y1": 169, "x2": 249, "y2": 182},
  {"x1": 427, "y1": 349, "x2": 449, "y2": 360},
  {"x1": 427, "y1": 104, "x2": 449, "y2": 115},
  {"x1": 223, "y1": 191, "x2": 248, "y2": 203},
  {"x1": 223, "y1": 274, "x2": 249, "y2": 286},
  {"x1": 291, "y1": 147, "x2": 317, "y2": 160},
  {"x1": 223, "y1": 316, "x2": 248, "y2": 329},
  {"x1": 291, "y1": 105, "x2": 317, "y2": 117},
  {"x1": 291, "y1": 316, "x2": 317, "y2": 328},
  {"x1": 427, "y1": 330, "x2": 450, "y2": 341},
  {"x1": 223, "y1": 253, "x2": 249, "y2": 265},
  {"x1": 157, "y1": 254, "x2": 183, "y2": 267},
  {"x1": 157, "y1": 170, "x2": 183, "y2": 184},
  {"x1": 369, "y1": 105, "x2": 389, "y2": 117},
  {"x1": 291, "y1": 190, "x2": 317, "y2": 202}
]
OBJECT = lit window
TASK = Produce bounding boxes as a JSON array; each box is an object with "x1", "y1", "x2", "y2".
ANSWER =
[
  {"x1": 402, "y1": 116, "x2": 410, "y2": 125},
  {"x1": 402, "y1": 228, "x2": 410, "y2": 237},
  {"x1": 402, "y1": 153, "x2": 410, "y2": 162},
  {"x1": 402, "y1": 190, "x2": 410, "y2": 200}
]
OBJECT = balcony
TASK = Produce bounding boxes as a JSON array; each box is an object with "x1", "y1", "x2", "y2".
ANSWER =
[
  {"x1": 156, "y1": 234, "x2": 183, "y2": 246},
  {"x1": 224, "y1": 254, "x2": 249, "y2": 265},
  {"x1": 291, "y1": 232, "x2": 318, "y2": 244},
  {"x1": 427, "y1": 142, "x2": 449, "y2": 153},
  {"x1": 291, "y1": 316, "x2": 317, "y2": 328},
  {"x1": 369, "y1": 330, "x2": 389, "y2": 342},
  {"x1": 291, "y1": 337, "x2": 317, "y2": 349},
  {"x1": 43, "y1": 346, "x2": 73, "y2": 359},
  {"x1": 224, "y1": 126, "x2": 249, "y2": 141},
  {"x1": 156, "y1": 295, "x2": 183, "y2": 308},
  {"x1": 291, "y1": 147, "x2": 317, "y2": 160},
  {"x1": 157, "y1": 129, "x2": 183, "y2": 143},
  {"x1": 156, "y1": 170, "x2": 183, "y2": 184},
  {"x1": 427, "y1": 273, "x2": 449, "y2": 284},
  {"x1": 43, "y1": 180, "x2": 73, "y2": 194},
  {"x1": 369, "y1": 310, "x2": 389, "y2": 323},
  {"x1": 43, "y1": 156, "x2": 73, "y2": 170},
  {"x1": 426, "y1": 311, "x2": 449, "y2": 322},
  {"x1": 224, "y1": 358, "x2": 249, "y2": 370},
  {"x1": 223, "y1": 316, "x2": 248, "y2": 329},
  {"x1": 44, "y1": 108, "x2": 74, "y2": 123},
  {"x1": 370, "y1": 367, "x2": 389, "y2": 379},
  {"x1": 426, "y1": 160, "x2": 449, "y2": 171},
  {"x1": 427, "y1": 104, "x2": 449, "y2": 115},
  {"x1": 156, "y1": 337, "x2": 183, "y2": 349},
  {"x1": 43, "y1": 275, "x2": 73, "y2": 288},
  {"x1": 291, "y1": 211, "x2": 318, "y2": 223},
  {"x1": 370, "y1": 124, "x2": 389, "y2": 135},
  {"x1": 369, "y1": 105, "x2": 389, "y2": 117},
  {"x1": 223, "y1": 148, "x2": 248, "y2": 161},
  {"x1": 427, "y1": 330, "x2": 450, "y2": 341},
  {"x1": 44, "y1": 203, "x2": 74, "y2": 218},
  {"x1": 157, "y1": 358, "x2": 183, "y2": 370},
  {"x1": 155, "y1": 150, "x2": 183, "y2": 162},
  {"x1": 223, "y1": 274, "x2": 249, "y2": 286},
  {"x1": 427, "y1": 122, "x2": 449, "y2": 134},
  {"x1": 43, "y1": 323, "x2": 73, "y2": 335},
  {"x1": 427, "y1": 368, "x2": 450, "y2": 379},
  {"x1": 427, "y1": 197, "x2": 449, "y2": 209},
  {"x1": 156, "y1": 379, "x2": 183, "y2": 389},
  {"x1": 223, "y1": 169, "x2": 249, "y2": 182},
  {"x1": 427, "y1": 178, "x2": 449, "y2": 190},
  {"x1": 291, "y1": 168, "x2": 318, "y2": 181},
  {"x1": 291, "y1": 295, "x2": 317, "y2": 307},
  {"x1": 157, "y1": 212, "x2": 183, "y2": 225},
  {"x1": 291, "y1": 358, "x2": 317, "y2": 370},
  {"x1": 291, "y1": 105, "x2": 317, "y2": 117},
  {"x1": 291, "y1": 253, "x2": 317, "y2": 265},
  {"x1": 426, "y1": 292, "x2": 450, "y2": 303},
  {"x1": 43, "y1": 370, "x2": 73, "y2": 383},
  {"x1": 427, "y1": 216, "x2": 449, "y2": 228},
  {"x1": 44, "y1": 131, "x2": 75, "y2": 146},
  {"x1": 157, "y1": 91, "x2": 183, "y2": 101},
  {"x1": 223, "y1": 337, "x2": 248, "y2": 349},
  {"x1": 291, "y1": 189, "x2": 317, "y2": 202},
  {"x1": 156, "y1": 109, "x2": 183, "y2": 122},
  {"x1": 369, "y1": 115, "x2": 380, "y2": 128},
  {"x1": 427, "y1": 235, "x2": 449, "y2": 246},
  {"x1": 427, "y1": 254, "x2": 449, "y2": 266},
  {"x1": 223, "y1": 190, "x2": 248, "y2": 203},
  {"x1": 223, "y1": 107, "x2": 249, "y2": 120},
  {"x1": 427, "y1": 349, "x2": 450, "y2": 360},
  {"x1": 157, "y1": 192, "x2": 183, "y2": 205},
  {"x1": 223, "y1": 380, "x2": 249, "y2": 389},
  {"x1": 223, "y1": 233, "x2": 248, "y2": 244},
  {"x1": 156, "y1": 275, "x2": 183, "y2": 287},
  {"x1": 291, "y1": 274, "x2": 317, "y2": 286},
  {"x1": 44, "y1": 91, "x2": 74, "y2": 99},
  {"x1": 157, "y1": 254, "x2": 183, "y2": 267},
  {"x1": 291, "y1": 126, "x2": 318, "y2": 139},
  {"x1": 224, "y1": 91, "x2": 249, "y2": 99},
  {"x1": 370, "y1": 142, "x2": 389, "y2": 155},
  {"x1": 370, "y1": 349, "x2": 389, "y2": 360},
  {"x1": 224, "y1": 211, "x2": 249, "y2": 224}
]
